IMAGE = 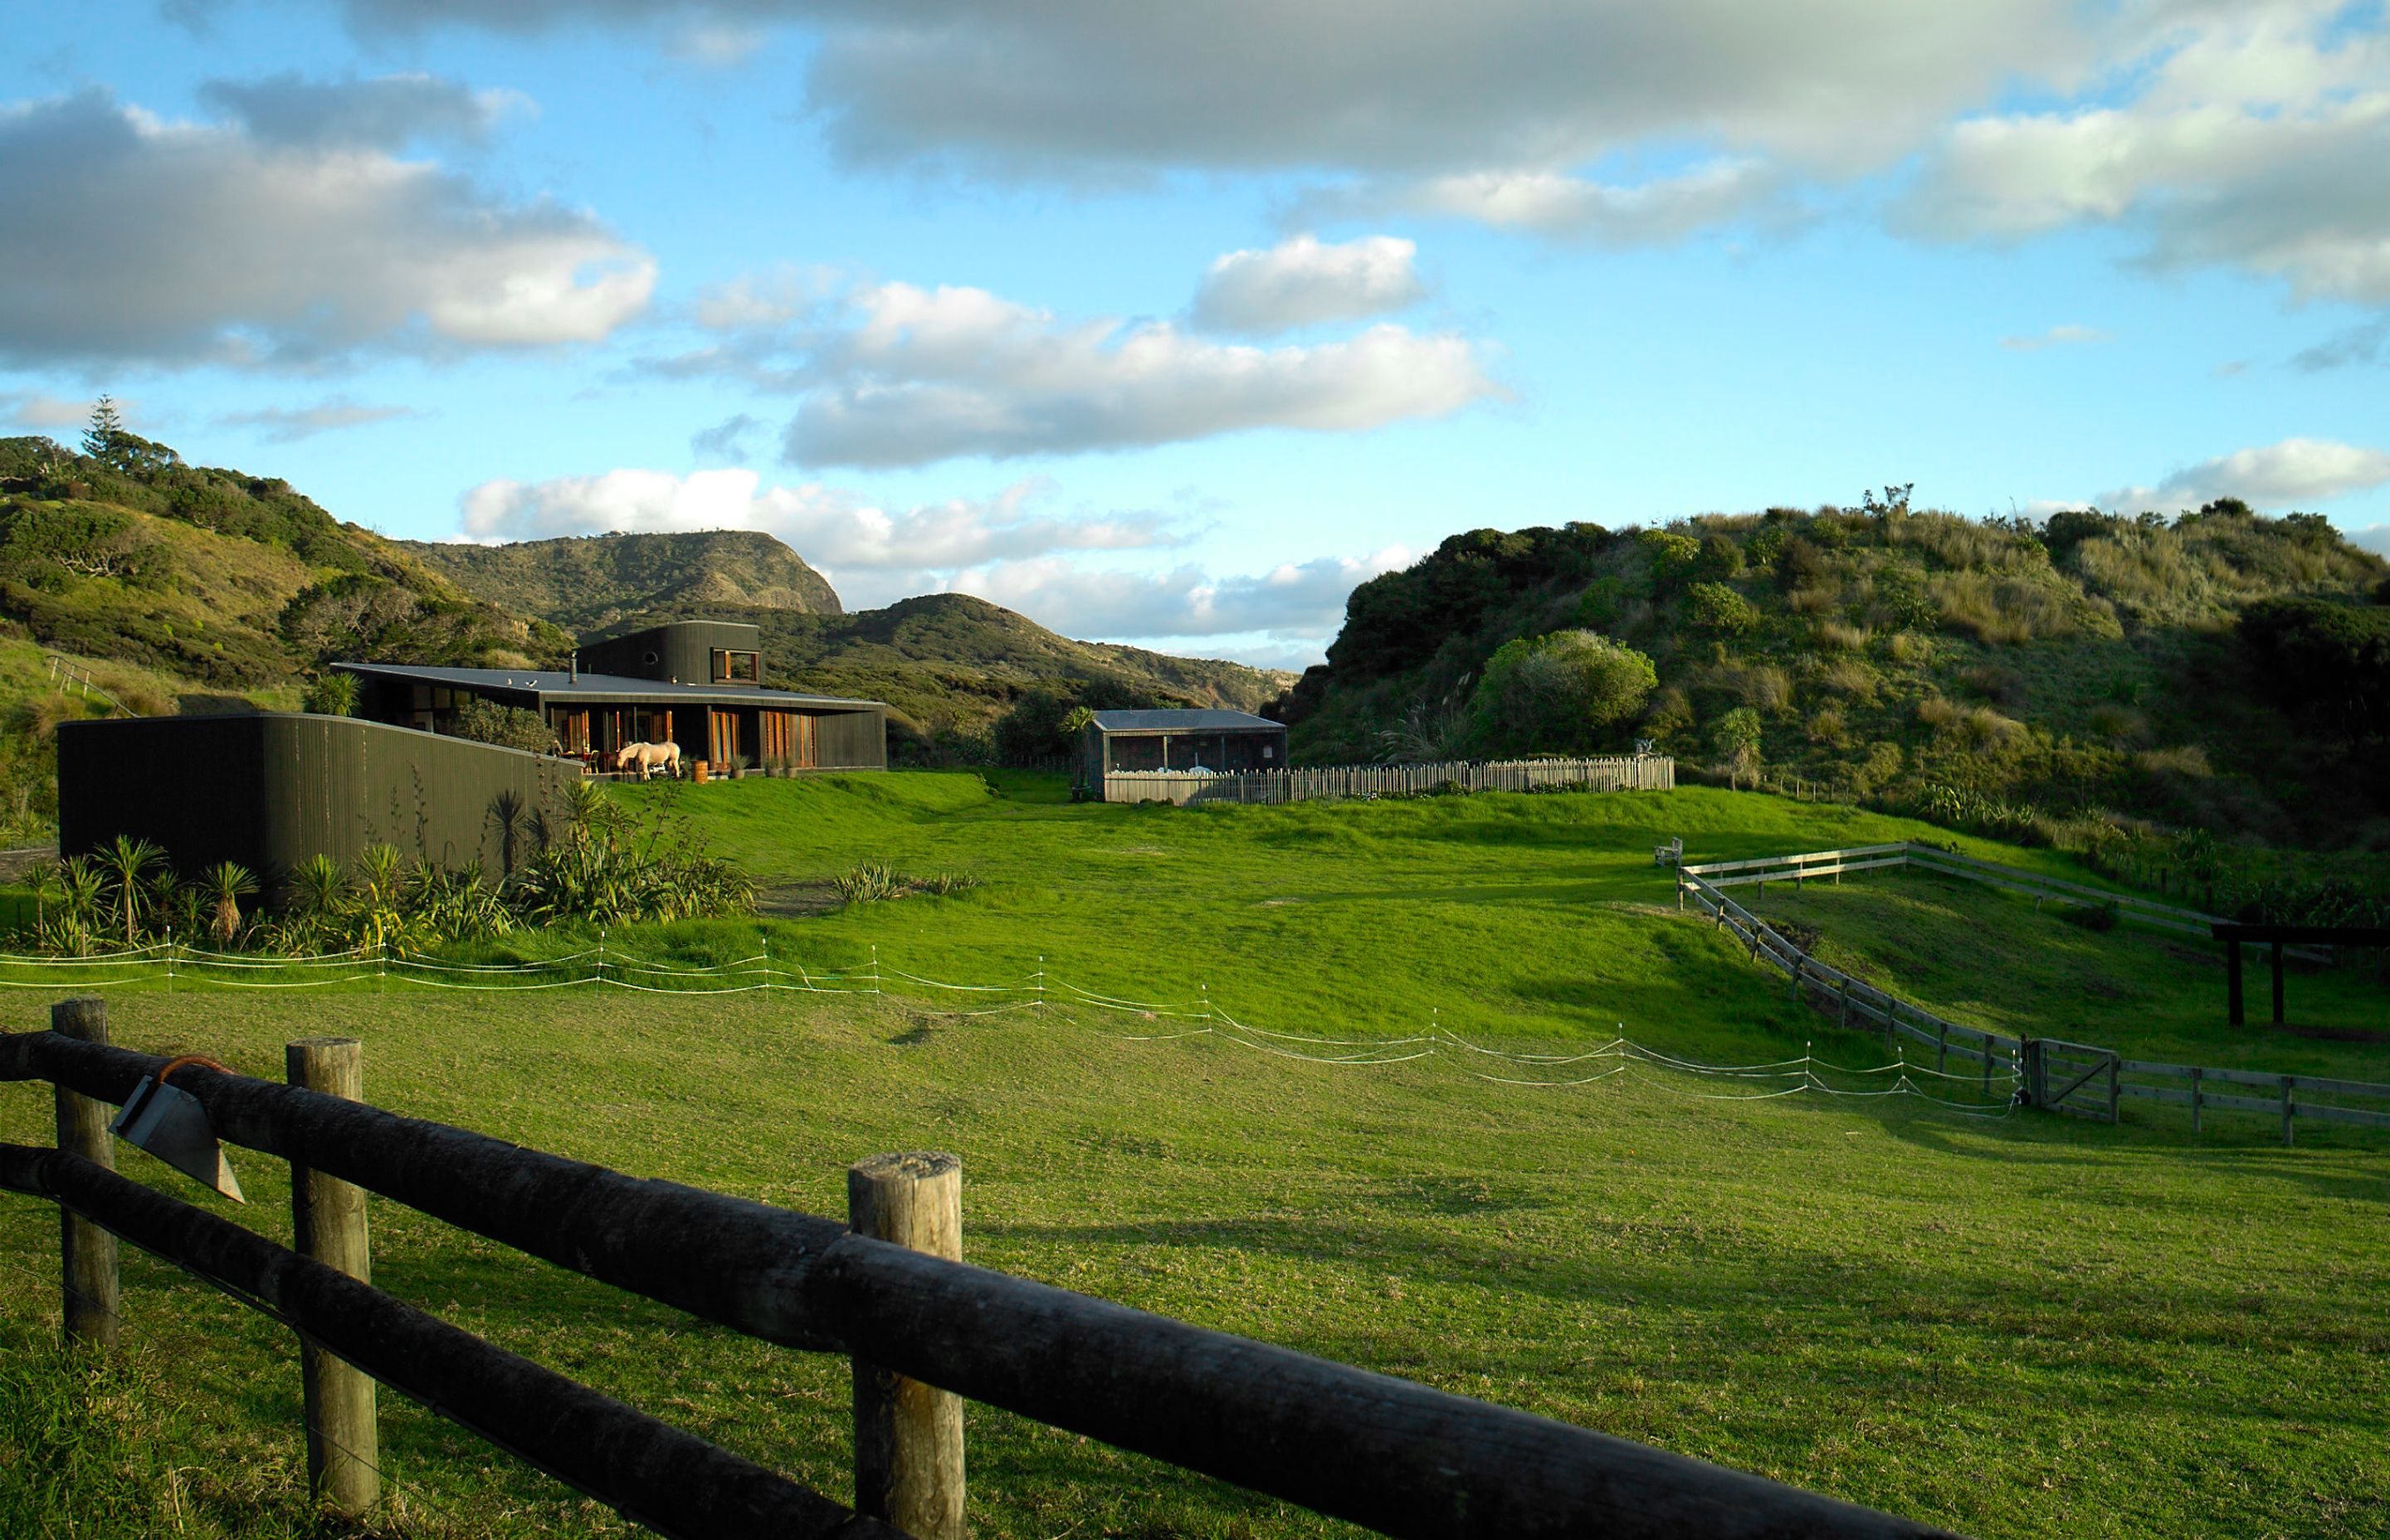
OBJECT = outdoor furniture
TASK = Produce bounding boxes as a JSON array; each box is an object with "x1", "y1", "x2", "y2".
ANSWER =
[{"x1": 1654, "y1": 836, "x2": 1684, "y2": 866}]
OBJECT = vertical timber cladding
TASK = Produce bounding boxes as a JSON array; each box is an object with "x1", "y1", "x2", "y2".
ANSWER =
[
  {"x1": 579, "y1": 621, "x2": 763, "y2": 685},
  {"x1": 57, "y1": 714, "x2": 577, "y2": 909},
  {"x1": 809, "y1": 706, "x2": 886, "y2": 770}
]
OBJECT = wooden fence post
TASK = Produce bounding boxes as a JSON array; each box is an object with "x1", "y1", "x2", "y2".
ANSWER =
[
  {"x1": 2280, "y1": 1076, "x2": 2295, "y2": 1147},
  {"x1": 53, "y1": 997, "x2": 119, "y2": 1350},
  {"x1": 287, "y1": 1038, "x2": 380, "y2": 1517},
  {"x1": 2190, "y1": 1065, "x2": 2203, "y2": 1134},
  {"x1": 850, "y1": 1152, "x2": 966, "y2": 1540}
]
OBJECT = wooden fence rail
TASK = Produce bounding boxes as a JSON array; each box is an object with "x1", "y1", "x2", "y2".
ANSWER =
[
  {"x1": 0, "y1": 1002, "x2": 1953, "y2": 1540},
  {"x1": 1103, "y1": 754, "x2": 1673, "y2": 806},
  {"x1": 1675, "y1": 850, "x2": 2390, "y2": 1142}
]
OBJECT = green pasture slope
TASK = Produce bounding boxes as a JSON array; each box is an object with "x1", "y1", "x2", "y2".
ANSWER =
[{"x1": 0, "y1": 775, "x2": 2384, "y2": 1538}]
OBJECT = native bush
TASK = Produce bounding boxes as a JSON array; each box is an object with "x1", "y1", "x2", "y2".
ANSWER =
[
  {"x1": 451, "y1": 696, "x2": 555, "y2": 754},
  {"x1": 1684, "y1": 582, "x2": 1759, "y2": 636},
  {"x1": 1468, "y1": 630, "x2": 1656, "y2": 756},
  {"x1": 1711, "y1": 707, "x2": 1763, "y2": 788}
]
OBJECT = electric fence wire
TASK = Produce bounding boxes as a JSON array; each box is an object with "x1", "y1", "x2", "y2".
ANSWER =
[{"x1": 0, "y1": 943, "x2": 2024, "y2": 1118}]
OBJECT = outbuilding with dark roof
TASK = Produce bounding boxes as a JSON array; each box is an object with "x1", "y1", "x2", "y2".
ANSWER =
[{"x1": 1076, "y1": 707, "x2": 1287, "y2": 792}]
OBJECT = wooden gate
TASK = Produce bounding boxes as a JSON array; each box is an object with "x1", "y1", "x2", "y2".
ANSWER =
[{"x1": 2026, "y1": 1038, "x2": 2119, "y2": 1122}]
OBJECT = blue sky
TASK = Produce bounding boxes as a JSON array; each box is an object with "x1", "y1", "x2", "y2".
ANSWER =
[{"x1": 4, "y1": 1, "x2": 2387, "y2": 669}]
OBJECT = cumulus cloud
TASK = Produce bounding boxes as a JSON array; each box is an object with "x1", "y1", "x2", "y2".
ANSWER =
[
  {"x1": 1353, "y1": 158, "x2": 1787, "y2": 242},
  {"x1": 456, "y1": 468, "x2": 1185, "y2": 599},
  {"x1": 789, "y1": 285, "x2": 1491, "y2": 465},
  {"x1": 449, "y1": 462, "x2": 1398, "y2": 645},
  {"x1": 2346, "y1": 524, "x2": 2390, "y2": 556},
  {"x1": 212, "y1": 397, "x2": 422, "y2": 441},
  {"x1": 1192, "y1": 235, "x2": 1422, "y2": 334},
  {"x1": 645, "y1": 270, "x2": 1497, "y2": 468},
  {"x1": 1901, "y1": 9, "x2": 2390, "y2": 303},
  {"x1": 2001, "y1": 323, "x2": 2111, "y2": 351},
  {"x1": 2, "y1": 393, "x2": 129, "y2": 430},
  {"x1": 320, "y1": 1, "x2": 2083, "y2": 179},
  {"x1": 197, "y1": 71, "x2": 521, "y2": 149},
  {"x1": 2099, "y1": 437, "x2": 2390, "y2": 512},
  {"x1": 0, "y1": 89, "x2": 655, "y2": 368},
  {"x1": 941, "y1": 548, "x2": 1412, "y2": 644}
]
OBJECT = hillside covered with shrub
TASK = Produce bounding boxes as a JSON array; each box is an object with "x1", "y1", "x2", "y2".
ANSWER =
[
  {"x1": 399, "y1": 528, "x2": 842, "y2": 632},
  {"x1": 1279, "y1": 490, "x2": 2390, "y2": 848}
]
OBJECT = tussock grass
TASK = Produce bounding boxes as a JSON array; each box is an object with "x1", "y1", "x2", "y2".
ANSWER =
[{"x1": 1817, "y1": 619, "x2": 1870, "y2": 651}]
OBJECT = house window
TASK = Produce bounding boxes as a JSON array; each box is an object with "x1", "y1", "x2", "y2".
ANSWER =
[{"x1": 713, "y1": 649, "x2": 760, "y2": 684}]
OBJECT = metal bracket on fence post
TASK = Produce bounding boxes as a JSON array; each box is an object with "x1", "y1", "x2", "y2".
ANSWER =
[
  {"x1": 288, "y1": 1038, "x2": 380, "y2": 1517},
  {"x1": 850, "y1": 1152, "x2": 966, "y2": 1540},
  {"x1": 53, "y1": 997, "x2": 119, "y2": 1351}
]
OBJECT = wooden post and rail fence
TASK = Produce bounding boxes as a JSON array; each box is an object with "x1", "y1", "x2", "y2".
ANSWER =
[
  {"x1": 3, "y1": 998, "x2": 1953, "y2": 1540},
  {"x1": 1101, "y1": 753, "x2": 1674, "y2": 806},
  {"x1": 1673, "y1": 845, "x2": 2390, "y2": 1143}
]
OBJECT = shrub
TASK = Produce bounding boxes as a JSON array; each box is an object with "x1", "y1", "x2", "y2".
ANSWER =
[
  {"x1": 1850, "y1": 741, "x2": 1904, "y2": 795},
  {"x1": 1636, "y1": 529, "x2": 1701, "y2": 591},
  {"x1": 1705, "y1": 660, "x2": 1793, "y2": 714},
  {"x1": 1683, "y1": 582, "x2": 1760, "y2": 636},
  {"x1": 833, "y1": 865, "x2": 902, "y2": 904},
  {"x1": 1786, "y1": 586, "x2": 1841, "y2": 616},
  {"x1": 1711, "y1": 707, "x2": 1763, "y2": 788},
  {"x1": 451, "y1": 696, "x2": 554, "y2": 754},
  {"x1": 1818, "y1": 620, "x2": 1869, "y2": 651},
  {"x1": 1805, "y1": 706, "x2": 1848, "y2": 745},
  {"x1": 1916, "y1": 695, "x2": 1964, "y2": 732},
  {"x1": 304, "y1": 672, "x2": 358, "y2": 716},
  {"x1": 1468, "y1": 630, "x2": 1657, "y2": 756},
  {"x1": 2240, "y1": 597, "x2": 2390, "y2": 743},
  {"x1": 1887, "y1": 631, "x2": 1933, "y2": 665},
  {"x1": 1693, "y1": 534, "x2": 1744, "y2": 581}
]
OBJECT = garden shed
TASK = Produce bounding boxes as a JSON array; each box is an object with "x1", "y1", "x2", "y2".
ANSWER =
[{"x1": 1076, "y1": 709, "x2": 1288, "y2": 791}]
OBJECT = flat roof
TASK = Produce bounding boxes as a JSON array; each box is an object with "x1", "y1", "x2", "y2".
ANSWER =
[
  {"x1": 334, "y1": 661, "x2": 884, "y2": 711},
  {"x1": 1090, "y1": 709, "x2": 1284, "y2": 733}
]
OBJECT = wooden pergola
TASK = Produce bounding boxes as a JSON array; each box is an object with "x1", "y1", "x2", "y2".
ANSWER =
[{"x1": 2212, "y1": 922, "x2": 2390, "y2": 1026}]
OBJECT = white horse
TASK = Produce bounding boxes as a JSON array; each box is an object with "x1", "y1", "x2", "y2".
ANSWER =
[{"x1": 614, "y1": 740, "x2": 682, "y2": 780}]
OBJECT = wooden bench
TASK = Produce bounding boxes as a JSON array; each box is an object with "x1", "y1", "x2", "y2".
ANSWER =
[{"x1": 1653, "y1": 836, "x2": 1683, "y2": 866}]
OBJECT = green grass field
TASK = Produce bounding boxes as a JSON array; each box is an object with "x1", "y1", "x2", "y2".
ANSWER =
[{"x1": 2, "y1": 774, "x2": 2386, "y2": 1538}]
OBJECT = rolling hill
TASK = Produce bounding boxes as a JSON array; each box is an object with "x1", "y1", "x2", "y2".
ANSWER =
[
  {"x1": 0, "y1": 432, "x2": 1290, "y2": 811},
  {"x1": 1278, "y1": 495, "x2": 2390, "y2": 846},
  {"x1": 398, "y1": 529, "x2": 842, "y2": 631}
]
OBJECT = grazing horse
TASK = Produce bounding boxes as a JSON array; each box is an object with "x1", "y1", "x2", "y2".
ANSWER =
[{"x1": 614, "y1": 740, "x2": 682, "y2": 780}]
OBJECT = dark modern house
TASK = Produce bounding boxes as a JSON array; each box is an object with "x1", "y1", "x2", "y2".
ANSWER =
[
  {"x1": 337, "y1": 621, "x2": 887, "y2": 772},
  {"x1": 1075, "y1": 709, "x2": 1289, "y2": 792},
  {"x1": 55, "y1": 620, "x2": 888, "y2": 906}
]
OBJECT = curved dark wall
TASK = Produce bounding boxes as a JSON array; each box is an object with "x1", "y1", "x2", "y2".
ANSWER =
[
  {"x1": 578, "y1": 621, "x2": 761, "y2": 685},
  {"x1": 59, "y1": 714, "x2": 578, "y2": 908}
]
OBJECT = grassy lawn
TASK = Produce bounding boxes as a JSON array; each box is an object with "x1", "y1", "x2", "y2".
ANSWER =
[{"x1": 2, "y1": 776, "x2": 2385, "y2": 1538}]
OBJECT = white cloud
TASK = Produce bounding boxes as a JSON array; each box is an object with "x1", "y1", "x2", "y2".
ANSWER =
[
  {"x1": 1192, "y1": 235, "x2": 1423, "y2": 334},
  {"x1": 0, "y1": 89, "x2": 654, "y2": 368},
  {"x1": 2346, "y1": 524, "x2": 2390, "y2": 556},
  {"x1": 450, "y1": 463, "x2": 1401, "y2": 645},
  {"x1": 326, "y1": 1, "x2": 2088, "y2": 181},
  {"x1": 2292, "y1": 317, "x2": 2388, "y2": 372},
  {"x1": 786, "y1": 282, "x2": 1495, "y2": 467},
  {"x1": 689, "y1": 412, "x2": 765, "y2": 464},
  {"x1": 213, "y1": 397, "x2": 422, "y2": 441},
  {"x1": 2099, "y1": 437, "x2": 2390, "y2": 512},
  {"x1": 647, "y1": 267, "x2": 1498, "y2": 468},
  {"x1": 1363, "y1": 158, "x2": 1785, "y2": 242},
  {"x1": 941, "y1": 548, "x2": 1412, "y2": 641},
  {"x1": 456, "y1": 468, "x2": 1187, "y2": 602},
  {"x1": 2, "y1": 393, "x2": 133, "y2": 430},
  {"x1": 197, "y1": 71, "x2": 523, "y2": 150},
  {"x1": 2000, "y1": 323, "x2": 2111, "y2": 351},
  {"x1": 1901, "y1": 10, "x2": 2390, "y2": 303}
]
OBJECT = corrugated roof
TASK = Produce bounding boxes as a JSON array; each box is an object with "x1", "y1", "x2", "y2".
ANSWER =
[
  {"x1": 333, "y1": 661, "x2": 882, "y2": 710},
  {"x1": 1089, "y1": 709, "x2": 1284, "y2": 732}
]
